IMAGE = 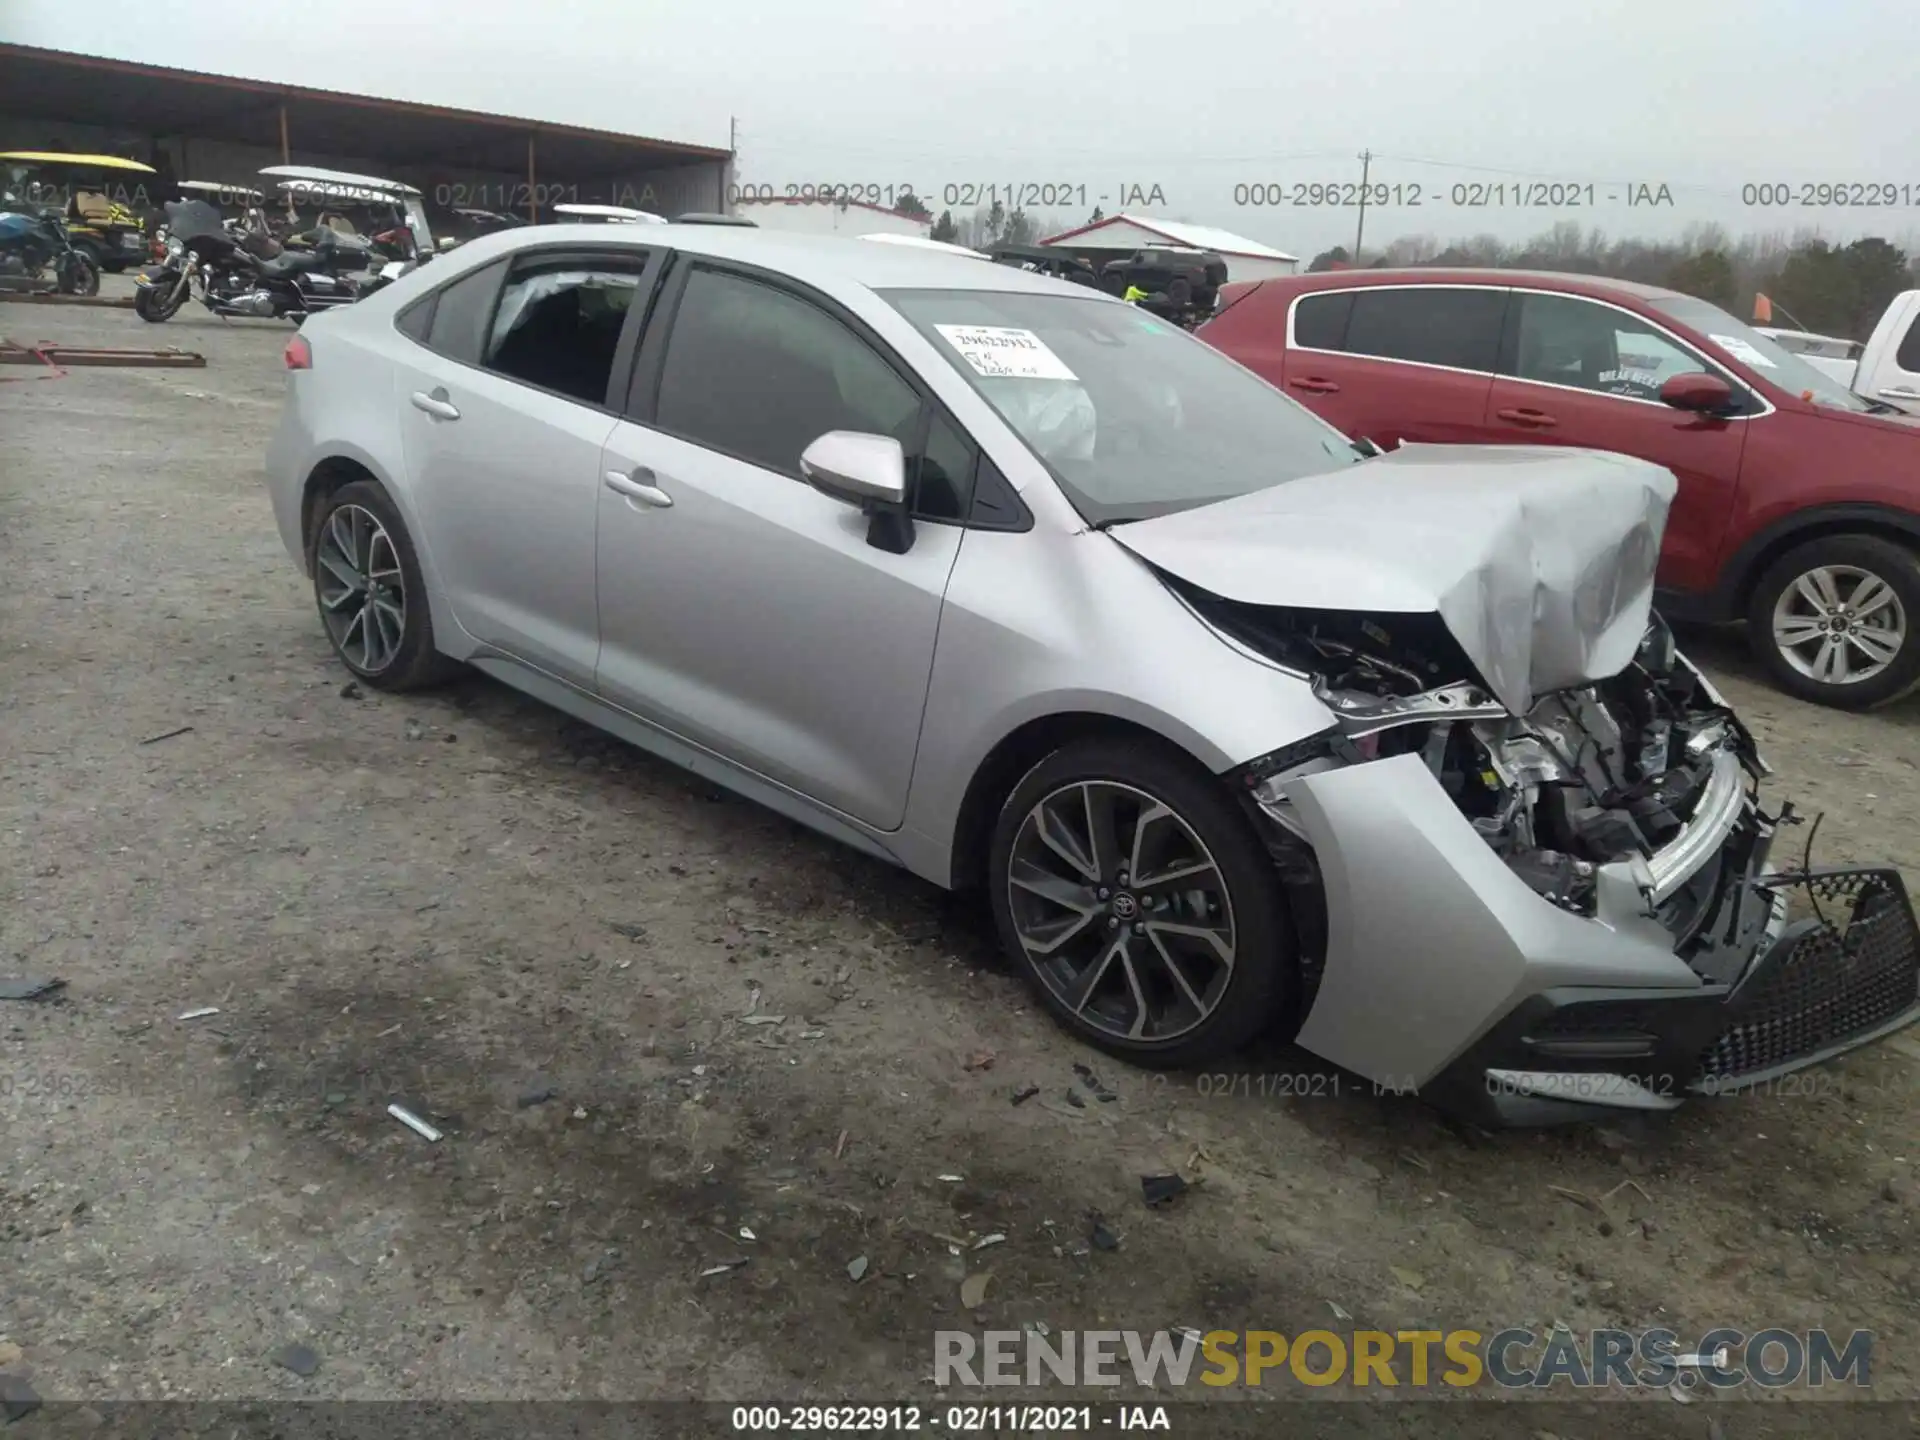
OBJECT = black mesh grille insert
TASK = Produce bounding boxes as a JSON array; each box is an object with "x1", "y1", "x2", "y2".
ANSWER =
[{"x1": 1696, "y1": 869, "x2": 1920, "y2": 1083}]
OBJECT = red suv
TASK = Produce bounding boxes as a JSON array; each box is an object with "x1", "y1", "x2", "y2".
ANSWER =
[{"x1": 1200, "y1": 269, "x2": 1920, "y2": 709}]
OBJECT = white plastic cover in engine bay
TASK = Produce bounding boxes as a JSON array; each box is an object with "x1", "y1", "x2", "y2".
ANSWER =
[{"x1": 1112, "y1": 444, "x2": 1677, "y2": 715}]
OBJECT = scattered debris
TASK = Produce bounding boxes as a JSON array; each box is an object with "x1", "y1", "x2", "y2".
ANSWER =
[
  {"x1": 738, "y1": 1226, "x2": 757, "y2": 1242},
  {"x1": 1548, "y1": 1184, "x2": 1598, "y2": 1212},
  {"x1": 387, "y1": 1104, "x2": 443, "y2": 1143},
  {"x1": 1072, "y1": 1063, "x2": 1117, "y2": 1102},
  {"x1": 740, "y1": 1014, "x2": 785, "y2": 1026},
  {"x1": 404, "y1": 719, "x2": 426, "y2": 741},
  {"x1": 516, "y1": 1082, "x2": 558, "y2": 1109},
  {"x1": 138, "y1": 725, "x2": 194, "y2": 746},
  {"x1": 938, "y1": 1174, "x2": 964, "y2": 1183},
  {"x1": 1064, "y1": 1090, "x2": 1087, "y2": 1109},
  {"x1": 176, "y1": 1006, "x2": 221, "y2": 1021},
  {"x1": 960, "y1": 1272, "x2": 991, "y2": 1309},
  {"x1": 339, "y1": 681, "x2": 363, "y2": 700},
  {"x1": 1883, "y1": 1177, "x2": 1905, "y2": 1204},
  {"x1": 271, "y1": 1343, "x2": 321, "y2": 1378},
  {"x1": 1667, "y1": 1379, "x2": 1694, "y2": 1404},
  {"x1": 972, "y1": 1233, "x2": 1007, "y2": 1251},
  {"x1": 834, "y1": 1129, "x2": 849, "y2": 1159},
  {"x1": 1010, "y1": 1085, "x2": 1040, "y2": 1106},
  {"x1": 847, "y1": 1255, "x2": 869, "y2": 1282},
  {"x1": 700, "y1": 1258, "x2": 750, "y2": 1278},
  {"x1": 0, "y1": 978, "x2": 63, "y2": 1002},
  {"x1": 964, "y1": 1049, "x2": 997, "y2": 1072},
  {"x1": 572, "y1": 1106, "x2": 589, "y2": 1120},
  {"x1": 0, "y1": 1375, "x2": 41, "y2": 1424},
  {"x1": 608, "y1": 921, "x2": 648, "y2": 942},
  {"x1": 1089, "y1": 1216, "x2": 1122, "y2": 1252},
  {"x1": 1389, "y1": 1265, "x2": 1426, "y2": 1291},
  {"x1": 1141, "y1": 1173, "x2": 1189, "y2": 1208},
  {"x1": 1328, "y1": 1301, "x2": 1353, "y2": 1322}
]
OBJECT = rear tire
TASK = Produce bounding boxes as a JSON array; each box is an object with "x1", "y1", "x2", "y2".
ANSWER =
[
  {"x1": 57, "y1": 252, "x2": 100, "y2": 297},
  {"x1": 1746, "y1": 533, "x2": 1920, "y2": 710},
  {"x1": 309, "y1": 480, "x2": 461, "y2": 692},
  {"x1": 987, "y1": 736, "x2": 1294, "y2": 1069}
]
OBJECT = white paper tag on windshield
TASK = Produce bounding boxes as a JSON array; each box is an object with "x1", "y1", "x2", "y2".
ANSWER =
[
  {"x1": 1708, "y1": 334, "x2": 1777, "y2": 369},
  {"x1": 934, "y1": 325, "x2": 1078, "y2": 380}
]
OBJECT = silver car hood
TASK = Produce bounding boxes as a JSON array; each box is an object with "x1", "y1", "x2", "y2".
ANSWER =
[{"x1": 1113, "y1": 444, "x2": 1678, "y2": 715}]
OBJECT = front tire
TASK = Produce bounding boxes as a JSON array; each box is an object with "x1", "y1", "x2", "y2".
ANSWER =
[
  {"x1": 133, "y1": 280, "x2": 183, "y2": 322},
  {"x1": 1747, "y1": 534, "x2": 1920, "y2": 710},
  {"x1": 309, "y1": 480, "x2": 460, "y2": 691},
  {"x1": 987, "y1": 737, "x2": 1295, "y2": 1069}
]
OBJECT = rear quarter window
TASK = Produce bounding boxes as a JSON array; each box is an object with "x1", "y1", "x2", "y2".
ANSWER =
[
  {"x1": 1345, "y1": 287, "x2": 1507, "y2": 371},
  {"x1": 1292, "y1": 291, "x2": 1354, "y2": 351}
]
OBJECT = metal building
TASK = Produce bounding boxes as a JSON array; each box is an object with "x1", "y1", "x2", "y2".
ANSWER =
[
  {"x1": 0, "y1": 42, "x2": 734, "y2": 222},
  {"x1": 1040, "y1": 213, "x2": 1300, "y2": 282}
]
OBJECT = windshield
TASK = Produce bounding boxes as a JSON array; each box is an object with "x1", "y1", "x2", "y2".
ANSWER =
[
  {"x1": 1652, "y1": 296, "x2": 1870, "y2": 412},
  {"x1": 884, "y1": 288, "x2": 1363, "y2": 523}
]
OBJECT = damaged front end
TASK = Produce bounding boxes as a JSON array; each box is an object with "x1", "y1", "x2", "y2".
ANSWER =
[{"x1": 1187, "y1": 589, "x2": 1920, "y2": 1124}]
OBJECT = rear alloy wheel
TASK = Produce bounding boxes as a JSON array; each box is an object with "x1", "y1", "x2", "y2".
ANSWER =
[
  {"x1": 58, "y1": 252, "x2": 100, "y2": 297},
  {"x1": 988, "y1": 738, "x2": 1293, "y2": 1068},
  {"x1": 1748, "y1": 534, "x2": 1920, "y2": 710},
  {"x1": 310, "y1": 480, "x2": 460, "y2": 691}
]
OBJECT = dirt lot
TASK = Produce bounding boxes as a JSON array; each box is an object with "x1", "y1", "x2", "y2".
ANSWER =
[{"x1": 3, "y1": 282, "x2": 1919, "y2": 1430}]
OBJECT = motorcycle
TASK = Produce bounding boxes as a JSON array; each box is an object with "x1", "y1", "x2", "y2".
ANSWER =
[
  {"x1": 133, "y1": 198, "x2": 368, "y2": 324},
  {"x1": 0, "y1": 206, "x2": 102, "y2": 295}
]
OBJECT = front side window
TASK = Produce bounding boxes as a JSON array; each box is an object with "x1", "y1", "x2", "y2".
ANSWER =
[
  {"x1": 1511, "y1": 294, "x2": 1711, "y2": 401},
  {"x1": 1898, "y1": 314, "x2": 1920, "y2": 373},
  {"x1": 886, "y1": 287, "x2": 1363, "y2": 525},
  {"x1": 654, "y1": 267, "x2": 922, "y2": 475},
  {"x1": 1651, "y1": 294, "x2": 1870, "y2": 412},
  {"x1": 1343, "y1": 287, "x2": 1506, "y2": 371},
  {"x1": 483, "y1": 253, "x2": 647, "y2": 404}
]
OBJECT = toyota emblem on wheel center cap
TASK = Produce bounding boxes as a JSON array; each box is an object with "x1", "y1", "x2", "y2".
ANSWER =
[{"x1": 1112, "y1": 893, "x2": 1138, "y2": 919}]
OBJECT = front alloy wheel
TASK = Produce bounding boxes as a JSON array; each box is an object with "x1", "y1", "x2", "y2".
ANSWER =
[
  {"x1": 1008, "y1": 781, "x2": 1236, "y2": 1044},
  {"x1": 988, "y1": 738, "x2": 1294, "y2": 1068},
  {"x1": 1750, "y1": 535, "x2": 1920, "y2": 710}
]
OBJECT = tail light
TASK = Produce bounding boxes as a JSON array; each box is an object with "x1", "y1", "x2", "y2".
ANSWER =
[{"x1": 284, "y1": 334, "x2": 312, "y2": 370}]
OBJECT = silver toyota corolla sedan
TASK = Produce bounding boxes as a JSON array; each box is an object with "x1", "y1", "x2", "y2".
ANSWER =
[{"x1": 265, "y1": 223, "x2": 1920, "y2": 1124}]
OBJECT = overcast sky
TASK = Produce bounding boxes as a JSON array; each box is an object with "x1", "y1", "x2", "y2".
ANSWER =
[{"x1": 7, "y1": 0, "x2": 1917, "y2": 254}]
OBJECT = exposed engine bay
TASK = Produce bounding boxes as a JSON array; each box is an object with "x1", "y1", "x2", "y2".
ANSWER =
[{"x1": 1181, "y1": 588, "x2": 1769, "y2": 963}]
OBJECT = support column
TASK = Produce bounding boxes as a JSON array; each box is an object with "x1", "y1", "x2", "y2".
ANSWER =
[
  {"x1": 527, "y1": 134, "x2": 538, "y2": 223},
  {"x1": 279, "y1": 103, "x2": 290, "y2": 164}
]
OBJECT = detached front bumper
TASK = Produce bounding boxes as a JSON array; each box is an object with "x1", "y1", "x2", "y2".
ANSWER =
[
  {"x1": 1429, "y1": 867, "x2": 1920, "y2": 1125},
  {"x1": 1276, "y1": 751, "x2": 1920, "y2": 1125}
]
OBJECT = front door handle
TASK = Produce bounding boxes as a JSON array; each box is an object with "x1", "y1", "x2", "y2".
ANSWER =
[
  {"x1": 604, "y1": 468, "x2": 673, "y2": 508},
  {"x1": 1877, "y1": 386, "x2": 1920, "y2": 401},
  {"x1": 1495, "y1": 406, "x2": 1556, "y2": 428},
  {"x1": 409, "y1": 389, "x2": 459, "y2": 421},
  {"x1": 1288, "y1": 376, "x2": 1340, "y2": 394}
]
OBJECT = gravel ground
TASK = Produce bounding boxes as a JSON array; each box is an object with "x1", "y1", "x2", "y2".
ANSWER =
[{"x1": 3, "y1": 282, "x2": 1919, "y2": 1430}]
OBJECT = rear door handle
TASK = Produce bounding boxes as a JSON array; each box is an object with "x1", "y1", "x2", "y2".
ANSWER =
[
  {"x1": 1496, "y1": 407, "x2": 1556, "y2": 428},
  {"x1": 604, "y1": 468, "x2": 673, "y2": 508},
  {"x1": 1877, "y1": 386, "x2": 1920, "y2": 400},
  {"x1": 409, "y1": 389, "x2": 459, "y2": 421},
  {"x1": 1288, "y1": 376, "x2": 1340, "y2": 394}
]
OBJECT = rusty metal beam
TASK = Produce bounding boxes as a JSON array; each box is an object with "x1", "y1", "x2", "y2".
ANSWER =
[
  {"x1": 0, "y1": 291, "x2": 137, "y2": 308},
  {"x1": 0, "y1": 343, "x2": 205, "y2": 367}
]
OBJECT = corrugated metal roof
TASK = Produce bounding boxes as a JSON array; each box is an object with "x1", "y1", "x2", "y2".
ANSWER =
[{"x1": 1040, "y1": 213, "x2": 1298, "y2": 262}]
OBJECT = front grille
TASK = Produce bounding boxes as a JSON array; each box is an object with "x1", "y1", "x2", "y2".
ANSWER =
[{"x1": 1694, "y1": 869, "x2": 1920, "y2": 1083}]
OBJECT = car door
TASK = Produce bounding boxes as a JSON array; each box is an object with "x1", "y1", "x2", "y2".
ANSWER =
[
  {"x1": 1278, "y1": 284, "x2": 1510, "y2": 446},
  {"x1": 1485, "y1": 290, "x2": 1752, "y2": 595},
  {"x1": 391, "y1": 245, "x2": 656, "y2": 684},
  {"x1": 593, "y1": 260, "x2": 968, "y2": 831}
]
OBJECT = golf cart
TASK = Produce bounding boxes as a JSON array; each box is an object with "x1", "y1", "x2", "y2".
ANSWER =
[
  {"x1": 437, "y1": 206, "x2": 523, "y2": 251},
  {"x1": 552, "y1": 202, "x2": 669, "y2": 225},
  {"x1": 0, "y1": 151, "x2": 156, "y2": 272},
  {"x1": 258, "y1": 164, "x2": 435, "y2": 273}
]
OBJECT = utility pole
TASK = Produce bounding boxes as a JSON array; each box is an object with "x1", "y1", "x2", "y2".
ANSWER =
[
  {"x1": 726, "y1": 115, "x2": 739, "y2": 212},
  {"x1": 1352, "y1": 149, "x2": 1372, "y2": 263}
]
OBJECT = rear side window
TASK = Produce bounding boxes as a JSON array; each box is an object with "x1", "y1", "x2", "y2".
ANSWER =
[
  {"x1": 1292, "y1": 291, "x2": 1353, "y2": 351},
  {"x1": 423, "y1": 257, "x2": 507, "y2": 366},
  {"x1": 1344, "y1": 287, "x2": 1507, "y2": 372},
  {"x1": 483, "y1": 252, "x2": 649, "y2": 406},
  {"x1": 1898, "y1": 313, "x2": 1920, "y2": 372}
]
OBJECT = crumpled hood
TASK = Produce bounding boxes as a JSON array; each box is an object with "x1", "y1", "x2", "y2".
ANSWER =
[{"x1": 1112, "y1": 444, "x2": 1678, "y2": 715}]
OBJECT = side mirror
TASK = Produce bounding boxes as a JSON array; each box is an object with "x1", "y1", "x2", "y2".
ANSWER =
[
  {"x1": 1659, "y1": 372, "x2": 1736, "y2": 415},
  {"x1": 800, "y1": 431, "x2": 914, "y2": 554}
]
